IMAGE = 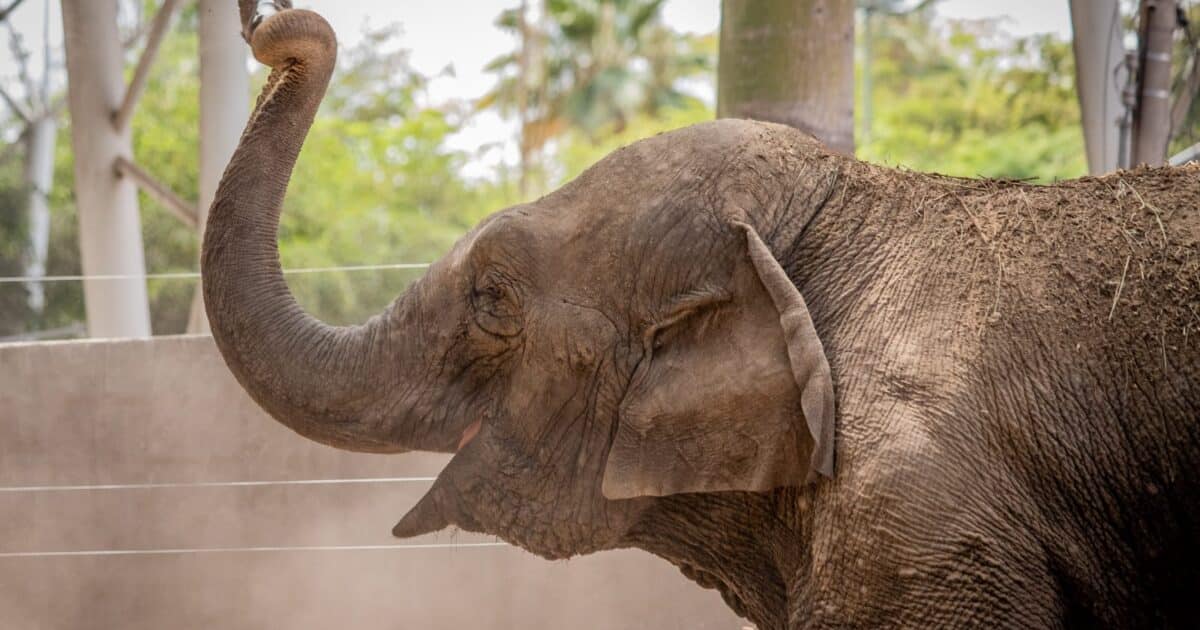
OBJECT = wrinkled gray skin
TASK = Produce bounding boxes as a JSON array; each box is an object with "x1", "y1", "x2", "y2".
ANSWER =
[{"x1": 203, "y1": 6, "x2": 1200, "y2": 629}]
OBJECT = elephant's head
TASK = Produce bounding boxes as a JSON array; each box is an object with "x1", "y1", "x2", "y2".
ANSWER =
[{"x1": 204, "y1": 5, "x2": 836, "y2": 560}]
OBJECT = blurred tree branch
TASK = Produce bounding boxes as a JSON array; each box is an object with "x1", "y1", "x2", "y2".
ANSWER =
[{"x1": 0, "y1": 0, "x2": 27, "y2": 23}]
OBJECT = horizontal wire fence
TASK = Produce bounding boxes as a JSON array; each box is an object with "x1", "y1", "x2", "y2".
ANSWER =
[
  {"x1": 0, "y1": 262, "x2": 432, "y2": 285},
  {"x1": 1, "y1": 262, "x2": 482, "y2": 560},
  {"x1": 0, "y1": 263, "x2": 434, "y2": 342},
  {"x1": 0, "y1": 476, "x2": 437, "y2": 493},
  {"x1": 0, "y1": 543, "x2": 510, "y2": 559}
]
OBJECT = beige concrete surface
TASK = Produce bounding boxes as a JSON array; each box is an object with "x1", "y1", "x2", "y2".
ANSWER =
[{"x1": 0, "y1": 336, "x2": 744, "y2": 629}]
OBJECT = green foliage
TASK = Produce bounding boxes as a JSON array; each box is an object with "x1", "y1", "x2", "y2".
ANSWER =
[
  {"x1": 557, "y1": 10, "x2": 1092, "y2": 185},
  {"x1": 0, "y1": 18, "x2": 512, "y2": 336},
  {"x1": 482, "y1": 0, "x2": 713, "y2": 150},
  {"x1": 0, "y1": 120, "x2": 88, "y2": 338},
  {"x1": 0, "y1": 159, "x2": 30, "y2": 336},
  {"x1": 859, "y1": 13, "x2": 1087, "y2": 181},
  {"x1": 5, "y1": 2, "x2": 1187, "y2": 340}
]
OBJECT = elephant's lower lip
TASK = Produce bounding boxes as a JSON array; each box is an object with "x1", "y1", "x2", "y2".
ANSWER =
[{"x1": 457, "y1": 419, "x2": 482, "y2": 451}]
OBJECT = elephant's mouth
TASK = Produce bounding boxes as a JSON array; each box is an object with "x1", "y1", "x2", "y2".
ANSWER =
[{"x1": 457, "y1": 419, "x2": 483, "y2": 451}]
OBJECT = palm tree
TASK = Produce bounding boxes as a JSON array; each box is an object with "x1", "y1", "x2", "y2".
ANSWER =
[{"x1": 481, "y1": 0, "x2": 712, "y2": 195}]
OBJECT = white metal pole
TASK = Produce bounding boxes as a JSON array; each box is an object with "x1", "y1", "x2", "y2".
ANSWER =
[
  {"x1": 61, "y1": 0, "x2": 152, "y2": 338},
  {"x1": 188, "y1": 0, "x2": 250, "y2": 334},
  {"x1": 1069, "y1": 0, "x2": 1125, "y2": 174}
]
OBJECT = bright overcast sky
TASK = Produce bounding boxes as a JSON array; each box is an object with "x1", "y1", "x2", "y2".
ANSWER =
[{"x1": 1, "y1": 1, "x2": 1073, "y2": 172}]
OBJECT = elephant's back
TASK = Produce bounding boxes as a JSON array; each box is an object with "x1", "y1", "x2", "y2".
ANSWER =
[
  {"x1": 914, "y1": 164, "x2": 1199, "y2": 361},
  {"x1": 908, "y1": 162, "x2": 1199, "y2": 468}
]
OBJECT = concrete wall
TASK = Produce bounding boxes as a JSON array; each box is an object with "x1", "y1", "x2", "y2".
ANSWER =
[{"x1": 0, "y1": 336, "x2": 744, "y2": 630}]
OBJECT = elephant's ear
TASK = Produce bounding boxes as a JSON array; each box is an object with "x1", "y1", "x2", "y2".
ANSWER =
[{"x1": 602, "y1": 222, "x2": 835, "y2": 500}]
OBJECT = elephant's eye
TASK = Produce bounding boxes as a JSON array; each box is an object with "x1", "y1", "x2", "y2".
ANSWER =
[
  {"x1": 473, "y1": 280, "x2": 507, "y2": 306},
  {"x1": 471, "y1": 276, "x2": 523, "y2": 338},
  {"x1": 650, "y1": 317, "x2": 687, "y2": 352}
]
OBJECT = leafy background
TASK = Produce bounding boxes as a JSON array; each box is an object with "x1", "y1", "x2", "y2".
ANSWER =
[{"x1": 0, "y1": 0, "x2": 1197, "y2": 337}]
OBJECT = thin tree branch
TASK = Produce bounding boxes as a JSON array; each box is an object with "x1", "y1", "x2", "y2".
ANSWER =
[
  {"x1": 0, "y1": 82, "x2": 31, "y2": 123},
  {"x1": 113, "y1": 0, "x2": 182, "y2": 131},
  {"x1": 0, "y1": 0, "x2": 27, "y2": 23},
  {"x1": 2, "y1": 17, "x2": 35, "y2": 112},
  {"x1": 0, "y1": 0, "x2": 58, "y2": 117}
]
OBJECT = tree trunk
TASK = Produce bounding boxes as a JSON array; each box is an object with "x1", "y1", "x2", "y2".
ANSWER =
[
  {"x1": 718, "y1": 0, "x2": 855, "y2": 155},
  {"x1": 61, "y1": 0, "x2": 152, "y2": 338}
]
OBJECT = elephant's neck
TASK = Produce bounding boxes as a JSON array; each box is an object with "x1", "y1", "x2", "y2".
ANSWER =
[
  {"x1": 772, "y1": 160, "x2": 945, "y2": 381},
  {"x1": 622, "y1": 490, "x2": 812, "y2": 630},
  {"x1": 766, "y1": 159, "x2": 916, "y2": 289}
]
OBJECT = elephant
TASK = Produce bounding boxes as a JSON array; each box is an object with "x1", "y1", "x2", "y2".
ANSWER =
[{"x1": 202, "y1": 3, "x2": 1200, "y2": 628}]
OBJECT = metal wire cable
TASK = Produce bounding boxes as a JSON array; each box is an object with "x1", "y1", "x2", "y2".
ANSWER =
[
  {"x1": 0, "y1": 542, "x2": 510, "y2": 559},
  {"x1": 0, "y1": 476, "x2": 437, "y2": 493},
  {"x1": 0, "y1": 262, "x2": 432, "y2": 285}
]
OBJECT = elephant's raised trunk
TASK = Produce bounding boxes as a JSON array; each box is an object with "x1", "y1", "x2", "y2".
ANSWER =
[{"x1": 202, "y1": 6, "x2": 442, "y2": 453}]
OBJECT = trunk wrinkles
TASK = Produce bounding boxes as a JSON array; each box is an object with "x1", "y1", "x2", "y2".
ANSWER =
[{"x1": 202, "y1": 9, "x2": 409, "y2": 453}]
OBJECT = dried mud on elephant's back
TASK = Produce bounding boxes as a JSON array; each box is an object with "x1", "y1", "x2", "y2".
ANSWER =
[{"x1": 895, "y1": 163, "x2": 1200, "y2": 354}]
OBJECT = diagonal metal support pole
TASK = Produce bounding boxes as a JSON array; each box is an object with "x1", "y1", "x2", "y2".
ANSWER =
[
  {"x1": 112, "y1": 0, "x2": 182, "y2": 131},
  {"x1": 114, "y1": 156, "x2": 199, "y2": 229}
]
